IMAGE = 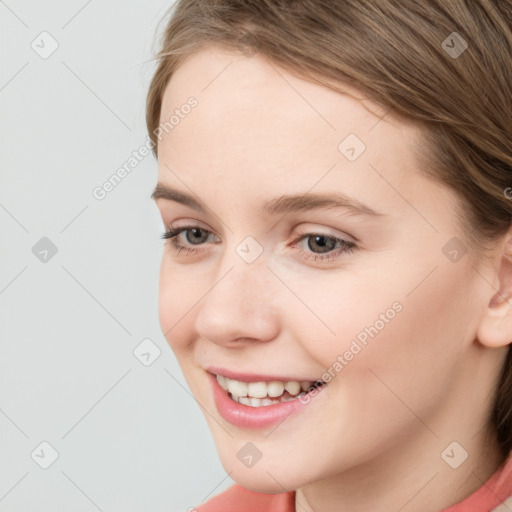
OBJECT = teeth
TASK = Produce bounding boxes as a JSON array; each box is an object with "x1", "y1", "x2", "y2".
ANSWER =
[
  {"x1": 229, "y1": 379, "x2": 248, "y2": 397},
  {"x1": 249, "y1": 397, "x2": 261, "y2": 407},
  {"x1": 247, "y1": 381, "x2": 268, "y2": 398},
  {"x1": 233, "y1": 395, "x2": 299, "y2": 407},
  {"x1": 216, "y1": 374, "x2": 323, "y2": 406},
  {"x1": 284, "y1": 381, "x2": 301, "y2": 395},
  {"x1": 267, "y1": 381, "x2": 284, "y2": 397},
  {"x1": 217, "y1": 375, "x2": 229, "y2": 391},
  {"x1": 300, "y1": 380, "x2": 312, "y2": 391}
]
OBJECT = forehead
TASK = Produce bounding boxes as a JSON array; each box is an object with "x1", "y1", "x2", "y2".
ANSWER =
[
  {"x1": 159, "y1": 45, "x2": 395, "y2": 143},
  {"x1": 156, "y1": 46, "x2": 447, "y2": 225}
]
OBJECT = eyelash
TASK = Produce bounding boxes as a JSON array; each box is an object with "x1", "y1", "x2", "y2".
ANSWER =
[{"x1": 160, "y1": 225, "x2": 355, "y2": 263}]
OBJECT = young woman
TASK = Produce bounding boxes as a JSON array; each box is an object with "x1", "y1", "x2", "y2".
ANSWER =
[{"x1": 146, "y1": 1, "x2": 512, "y2": 510}]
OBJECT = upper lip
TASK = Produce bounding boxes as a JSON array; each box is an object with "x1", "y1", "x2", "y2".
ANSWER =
[{"x1": 206, "y1": 366, "x2": 323, "y2": 383}]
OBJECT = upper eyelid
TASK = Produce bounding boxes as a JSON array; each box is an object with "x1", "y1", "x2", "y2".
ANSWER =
[
  {"x1": 167, "y1": 221, "x2": 352, "y2": 235},
  {"x1": 168, "y1": 226, "x2": 353, "y2": 246},
  {"x1": 159, "y1": 204, "x2": 363, "y2": 241}
]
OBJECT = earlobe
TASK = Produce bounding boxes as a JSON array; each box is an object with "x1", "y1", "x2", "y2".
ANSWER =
[{"x1": 476, "y1": 228, "x2": 512, "y2": 349}]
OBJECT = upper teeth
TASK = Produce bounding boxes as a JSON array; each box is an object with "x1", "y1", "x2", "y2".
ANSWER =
[{"x1": 216, "y1": 374, "x2": 317, "y2": 399}]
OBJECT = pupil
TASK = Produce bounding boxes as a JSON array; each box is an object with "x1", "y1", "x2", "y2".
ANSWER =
[
  {"x1": 309, "y1": 235, "x2": 334, "y2": 253},
  {"x1": 187, "y1": 228, "x2": 207, "y2": 244}
]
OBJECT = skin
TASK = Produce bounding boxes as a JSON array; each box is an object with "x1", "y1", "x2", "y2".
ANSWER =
[{"x1": 152, "y1": 46, "x2": 512, "y2": 512}]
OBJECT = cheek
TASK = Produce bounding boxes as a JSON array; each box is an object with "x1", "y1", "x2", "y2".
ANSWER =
[
  {"x1": 323, "y1": 261, "x2": 475, "y2": 417},
  {"x1": 293, "y1": 253, "x2": 475, "y2": 402},
  {"x1": 276, "y1": 267, "x2": 403, "y2": 370},
  {"x1": 158, "y1": 255, "x2": 201, "y2": 352}
]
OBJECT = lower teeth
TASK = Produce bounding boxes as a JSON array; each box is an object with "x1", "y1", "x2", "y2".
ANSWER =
[{"x1": 230, "y1": 394, "x2": 298, "y2": 407}]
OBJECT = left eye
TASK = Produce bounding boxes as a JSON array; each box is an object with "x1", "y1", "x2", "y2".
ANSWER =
[
  {"x1": 300, "y1": 234, "x2": 343, "y2": 253},
  {"x1": 161, "y1": 226, "x2": 356, "y2": 261},
  {"x1": 292, "y1": 233, "x2": 356, "y2": 262}
]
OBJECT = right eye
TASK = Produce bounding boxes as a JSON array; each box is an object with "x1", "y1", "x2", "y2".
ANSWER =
[{"x1": 161, "y1": 226, "x2": 218, "y2": 254}]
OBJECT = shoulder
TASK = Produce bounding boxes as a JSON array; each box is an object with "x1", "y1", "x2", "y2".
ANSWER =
[
  {"x1": 443, "y1": 450, "x2": 512, "y2": 511},
  {"x1": 194, "y1": 483, "x2": 295, "y2": 512}
]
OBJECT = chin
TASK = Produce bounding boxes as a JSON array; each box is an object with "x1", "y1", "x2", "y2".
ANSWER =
[
  {"x1": 230, "y1": 473, "x2": 295, "y2": 494},
  {"x1": 216, "y1": 451, "x2": 306, "y2": 494}
]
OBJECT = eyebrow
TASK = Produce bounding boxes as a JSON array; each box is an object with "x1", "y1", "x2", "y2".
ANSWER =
[{"x1": 151, "y1": 183, "x2": 384, "y2": 217}]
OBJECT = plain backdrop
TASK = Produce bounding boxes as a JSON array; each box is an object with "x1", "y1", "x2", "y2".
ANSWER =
[{"x1": 0, "y1": 1, "x2": 234, "y2": 510}]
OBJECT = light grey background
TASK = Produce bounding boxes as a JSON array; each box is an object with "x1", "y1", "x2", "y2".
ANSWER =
[{"x1": 1, "y1": 1, "x2": 234, "y2": 510}]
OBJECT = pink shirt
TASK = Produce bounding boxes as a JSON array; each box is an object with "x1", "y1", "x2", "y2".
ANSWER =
[{"x1": 195, "y1": 450, "x2": 512, "y2": 511}]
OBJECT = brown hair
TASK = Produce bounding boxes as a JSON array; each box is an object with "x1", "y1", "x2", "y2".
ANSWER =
[{"x1": 146, "y1": 0, "x2": 512, "y2": 457}]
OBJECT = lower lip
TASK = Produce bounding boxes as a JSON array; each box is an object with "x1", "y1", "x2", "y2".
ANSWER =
[{"x1": 208, "y1": 372, "x2": 326, "y2": 429}]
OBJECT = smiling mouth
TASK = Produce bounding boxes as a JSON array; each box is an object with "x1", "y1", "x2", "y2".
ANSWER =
[{"x1": 215, "y1": 374, "x2": 326, "y2": 407}]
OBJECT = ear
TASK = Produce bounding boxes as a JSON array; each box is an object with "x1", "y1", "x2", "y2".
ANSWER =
[{"x1": 476, "y1": 225, "x2": 512, "y2": 348}]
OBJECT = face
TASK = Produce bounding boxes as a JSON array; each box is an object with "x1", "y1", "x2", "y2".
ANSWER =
[{"x1": 153, "y1": 46, "x2": 495, "y2": 493}]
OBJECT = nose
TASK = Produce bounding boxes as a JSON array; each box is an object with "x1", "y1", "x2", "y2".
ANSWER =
[{"x1": 193, "y1": 257, "x2": 281, "y2": 347}]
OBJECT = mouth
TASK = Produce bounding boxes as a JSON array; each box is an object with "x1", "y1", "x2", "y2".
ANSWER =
[
  {"x1": 207, "y1": 369, "x2": 328, "y2": 429},
  {"x1": 214, "y1": 373, "x2": 326, "y2": 407}
]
